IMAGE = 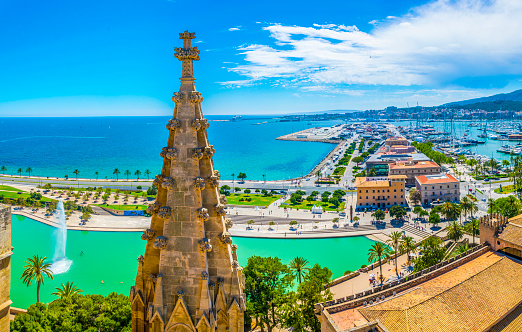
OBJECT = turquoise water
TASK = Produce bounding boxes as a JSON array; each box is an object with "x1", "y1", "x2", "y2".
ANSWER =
[
  {"x1": 10, "y1": 215, "x2": 375, "y2": 308},
  {"x1": 0, "y1": 116, "x2": 341, "y2": 181}
]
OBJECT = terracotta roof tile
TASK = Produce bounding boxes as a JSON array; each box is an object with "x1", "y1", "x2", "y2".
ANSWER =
[
  {"x1": 390, "y1": 161, "x2": 440, "y2": 170},
  {"x1": 415, "y1": 173, "x2": 458, "y2": 185}
]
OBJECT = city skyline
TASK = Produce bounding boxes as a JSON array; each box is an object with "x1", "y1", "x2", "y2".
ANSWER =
[{"x1": 1, "y1": 0, "x2": 522, "y2": 116}]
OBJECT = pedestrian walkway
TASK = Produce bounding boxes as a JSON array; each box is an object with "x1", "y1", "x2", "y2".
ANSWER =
[{"x1": 401, "y1": 224, "x2": 431, "y2": 238}]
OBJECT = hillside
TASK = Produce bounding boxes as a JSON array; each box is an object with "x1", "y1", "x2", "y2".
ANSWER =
[{"x1": 444, "y1": 89, "x2": 522, "y2": 106}]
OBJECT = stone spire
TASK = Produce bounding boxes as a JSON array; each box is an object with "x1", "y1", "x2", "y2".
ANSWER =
[{"x1": 130, "y1": 31, "x2": 245, "y2": 332}]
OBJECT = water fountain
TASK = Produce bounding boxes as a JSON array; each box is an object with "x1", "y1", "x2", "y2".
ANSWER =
[{"x1": 51, "y1": 200, "x2": 72, "y2": 274}]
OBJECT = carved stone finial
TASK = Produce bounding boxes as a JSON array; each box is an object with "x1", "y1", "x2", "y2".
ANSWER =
[
  {"x1": 137, "y1": 255, "x2": 145, "y2": 263},
  {"x1": 177, "y1": 289, "x2": 185, "y2": 298},
  {"x1": 191, "y1": 119, "x2": 201, "y2": 131},
  {"x1": 146, "y1": 201, "x2": 161, "y2": 214},
  {"x1": 141, "y1": 228, "x2": 156, "y2": 241},
  {"x1": 204, "y1": 145, "x2": 215, "y2": 158},
  {"x1": 190, "y1": 91, "x2": 203, "y2": 104},
  {"x1": 179, "y1": 31, "x2": 195, "y2": 40},
  {"x1": 152, "y1": 174, "x2": 164, "y2": 186},
  {"x1": 158, "y1": 206, "x2": 172, "y2": 219},
  {"x1": 225, "y1": 218, "x2": 233, "y2": 229},
  {"x1": 214, "y1": 204, "x2": 226, "y2": 216},
  {"x1": 200, "y1": 118, "x2": 209, "y2": 130},
  {"x1": 213, "y1": 170, "x2": 221, "y2": 180},
  {"x1": 166, "y1": 119, "x2": 181, "y2": 131},
  {"x1": 220, "y1": 232, "x2": 232, "y2": 245},
  {"x1": 153, "y1": 236, "x2": 168, "y2": 250},
  {"x1": 220, "y1": 195, "x2": 227, "y2": 205},
  {"x1": 208, "y1": 175, "x2": 219, "y2": 188},
  {"x1": 198, "y1": 238, "x2": 213, "y2": 252},
  {"x1": 194, "y1": 177, "x2": 206, "y2": 190},
  {"x1": 201, "y1": 271, "x2": 209, "y2": 280},
  {"x1": 196, "y1": 207, "x2": 209, "y2": 222},
  {"x1": 192, "y1": 148, "x2": 203, "y2": 160},
  {"x1": 160, "y1": 147, "x2": 178, "y2": 160},
  {"x1": 232, "y1": 260, "x2": 239, "y2": 269},
  {"x1": 231, "y1": 244, "x2": 238, "y2": 251},
  {"x1": 161, "y1": 177, "x2": 176, "y2": 190},
  {"x1": 208, "y1": 281, "x2": 216, "y2": 290},
  {"x1": 172, "y1": 92, "x2": 184, "y2": 104},
  {"x1": 148, "y1": 274, "x2": 158, "y2": 281},
  {"x1": 217, "y1": 277, "x2": 225, "y2": 285}
]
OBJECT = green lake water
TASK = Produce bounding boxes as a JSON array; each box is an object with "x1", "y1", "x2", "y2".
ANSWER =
[{"x1": 11, "y1": 215, "x2": 375, "y2": 308}]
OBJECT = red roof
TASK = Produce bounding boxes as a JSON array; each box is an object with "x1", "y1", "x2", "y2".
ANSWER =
[
  {"x1": 415, "y1": 173, "x2": 458, "y2": 185},
  {"x1": 390, "y1": 161, "x2": 440, "y2": 169}
]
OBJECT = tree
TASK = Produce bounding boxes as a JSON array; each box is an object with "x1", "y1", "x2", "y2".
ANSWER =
[
  {"x1": 386, "y1": 231, "x2": 403, "y2": 277},
  {"x1": 328, "y1": 197, "x2": 340, "y2": 208},
  {"x1": 17, "y1": 168, "x2": 22, "y2": 176},
  {"x1": 368, "y1": 242, "x2": 391, "y2": 285},
  {"x1": 419, "y1": 209, "x2": 429, "y2": 220},
  {"x1": 413, "y1": 206, "x2": 423, "y2": 219},
  {"x1": 10, "y1": 292, "x2": 132, "y2": 331},
  {"x1": 51, "y1": 281, "x2": 83, "y2": 299},
  {"x1": 409, "y1": 189, "x2": 421, "y2": 206},
  {"x1": 21, "y1": 255, "x2": 54, "y2": 303},
  {"x1": 237, "y1": 172, "x2": 247, "y2": 182},
  {"x1": 26, "y1": 167, "x2": 33, "y2": 177},
  {"x1": 281, "y1": 264, "x2": 332, "y2": 332},
  {"x1": 352, "y1": 156, "x2": 364, "y2": 165},
  {"x1": 145, "y1": 169, "x2": 151, "y2": 180},
  {"x1": 371, "y1": 209, "x2": 385, "y2": 221},
  {"x1": 124, "y1": 170, "x2": 131, "y2": 181},
  {"x1": 94, "y1": 171, "x2": 99, "y2": 180},
  {"x1": 413, "y1": 237, "x2": 446, "y2": 272},
  {"x1": 0, "y1": 166, "x2": 6, "y2": 175},
  {"x1": 73, "y1": 169, "x2": 79, "y2": 180},
  {"x1": 288, "y1": 257, "x2": 310, "y2": 284},
  {"x1": 389, "y1": 205, "x2": 406, "y2": 220},
  {"x1": 465, "y1": 219, "x2": 480, "y2": 245},
  {"x1": 460, "y1": 196, "x2": 472, "y2": 222},
  {"x1": 243, "y1": 256, "x2": 293, "y2": 332},
  {"x1": 368, "y1": 168, "x2": 376, "y2": 176},
  {"x1": 428, "y1": 212, "x2": 440, "y2": 227},
  {"x1": 447, "y1": 220, "x2": 464, "y2": 242},
  {"x1": 441, "y1": 201, "x2": 459, "y2": 221},
  {"x1": 352, "y1": 216, "x2": 360, "y2": 223},
  {"x1": 113, "y1": 168, "x2": 120, "y2": 180},
  {"x1": 289, "y1": 220, "x2": 298, "y2": 227},
  {"x1": 244, "y1": 189, "x2": 251, "y2": 194},
  {"x1": 455, "y1": 243, "x2": 469, "y2": 255},
  {"x1": 147, "y1": 185, "x2": 157, "y2": 196},
  {"x1": 135, "y1": 170, "x2": 141, "y2": 180},
  {"x1": 400, "y1": 236, "x2": 416, "y2": 263}
]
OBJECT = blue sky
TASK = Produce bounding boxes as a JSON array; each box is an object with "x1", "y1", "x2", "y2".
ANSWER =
[{"x1": 1, "y1": 0, "x2": 522, "y2": 116}]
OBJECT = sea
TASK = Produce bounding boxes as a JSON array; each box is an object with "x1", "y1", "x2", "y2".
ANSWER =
[{"x1": 0, "y1": 116, "x2": 344, "y2": 181}]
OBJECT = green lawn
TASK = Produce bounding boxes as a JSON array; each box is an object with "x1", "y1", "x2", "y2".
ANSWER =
[
  {"x1": 494, "y1": 185, "x2": 516, "y2": 194},
  {"x1": 0, "y1": 185, "x2": 25, "y2": 192},
  {"x1": 95, "y1": 204, "x2": 147, "y2": 211},
  {"x1": 225, "y1": 194, "x2": 281, "y2": 207},
  {"x1": 282, "y1": 200, "x2": 345, "y2": 212}
]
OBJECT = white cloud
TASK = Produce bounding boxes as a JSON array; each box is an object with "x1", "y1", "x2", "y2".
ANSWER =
[
  {"x1": 225, "y1": 0, "x2": 522, "y2": 89},
  {"x1": 229, "y1": 26, "x2": 241, "y2": 31}
]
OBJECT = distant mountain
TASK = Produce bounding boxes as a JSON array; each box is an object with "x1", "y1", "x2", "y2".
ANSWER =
[{"x1": 444, "y1": 89, "x2": 522, "y2": 106}]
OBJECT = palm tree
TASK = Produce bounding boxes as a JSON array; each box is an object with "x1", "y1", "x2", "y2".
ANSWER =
[
  {"x1": 455, "y1": 243, "x2": 469, "y2": 255},
  {"x1": 0, "y1": 166, "x2": 6, "y2": 175},
  {"x1": 487, "y1": 198, "x2": 496, "y2": 214},
  {"x1": 21, "y1": 255, "x2": 54, "y2": 303},
  {"x1": 135, "y1": 170, "x2": 141, "y2": 181},
  {"x1": 52, "y1": 281, "x2": 82, "y2": 299},
  {"x1": 447, "y1": 220, "x2": 464, "y2": 243},
  {"x1": 26, "y1": 167, "x2": 33, "y2": 177},
  {"x1": 386, "y1": 231, "x2": 403, "y2": 277},
  {"x1": 113, "y1": 168, "x2": 120, "y2": 181},
  {"x1": 124, "y1": 170, "x2": 131, "y2": 181},
  {"x1": 400, "y1": 236, "x2": 416, "y2": 263},
  {"x1": 288, "y1": 256, "x2": 310, "y2": 284},
  {"x1": 17, "y1": 168, "x2": 22, "y2": 176},
  {"x1": 73, "y1": 169, "x2": 80, "y2": 180},
  {"x1": 441, "y1": 201, "x2": 454, "y2": 221},
  {"x1": 95, "y1": 171, "x2": 99, "y2": 180},
  {"x1": 460, "y1": 196, "x2": 472, "y2": 223},
  {"x1": 465, "y1": 219, "x2": 480, "y2": 245},
  {"x1": 145, "y1": 170, "x2": 151, "y2": 180},
  {"x1": 469, "y1": 200, "x2": 478, "y2": 219},
  {"x1": 368, "y1": 242, "x2": 391, "y2": 286}
]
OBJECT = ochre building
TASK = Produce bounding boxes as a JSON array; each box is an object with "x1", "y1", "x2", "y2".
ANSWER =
[
  {"x1": 0, "y1": 205, "x2": 11, "y2": 332},
  {"x1": 354, "y1": 175, "x2": 406, "y2": 210},
  {"x1": 130, "y1": 32, "x2": 245, "y2": 332},
  {"x1": 389, "y1": 160, "x2": 441, "y2": 186}
]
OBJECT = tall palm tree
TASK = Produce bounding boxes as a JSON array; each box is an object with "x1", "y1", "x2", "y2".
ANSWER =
[
  {"x1": 21, "y1": 255, "x2": 54, "y2": 303},
  {"x1": 441, "y1": 201, "x2": 454, "y2": 221},
  {"x1": 386, "y1": 231, "x2": 403, "y2": 277},
  {"x1": 124, "y1": 170, "x2": 131, "y2": 181},
  {"x1": 135, "y1": 170, "x2": 141, "y2": 181},
  {"x1": 145, "y1": 170, "x2": 151, "y2": 180},
  {"x1": 447, "y1": 220, "x2": 464, "y2": 243},
  {"x1": 368, "y1": 242, "x2": 391, "y2": 286},
  {"x1": 487, "y1": 198, "x2": 496, "y2": 214},
  {"x1": 26, "y1": 167, "x2": 33, "y2": 177},
  {"x1": 17, "y1": 168, "x2": 22, "y2": 176},
  {"x1": 460, "y1": 196, "x2": 472, "y2": 223},
  {"x1": 73, "y1": 169, "x2": 80, "y2": 180},
  {"x1": 288, "y1": 256, "x2": 310, "y2": 284},
  {"x1": 400, "y1": 236, "x2": 416, "y2": 263},
  {"x1": 113, "y1": 168, "x2": 120, "y2": 181},
  {"x1": 51, "y1": 281, "x2": 82, "y2": 299},
  {"x1": 95, "y1": 171, "x2": 99, "y2": 180},
  {"x1": 0, "y1": 166, "x2": 6, "y2": 175},
  {"x1": 465, "y1": 219, "x2": 480, "y2": 245},
  {"x1": 469, "y1": 200, "x2": 478, "y2": 219}
]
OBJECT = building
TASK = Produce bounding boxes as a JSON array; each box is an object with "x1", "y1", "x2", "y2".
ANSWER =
[
  {"x1": 415, "y1": 173, "x2": 460, "y2": 205},
  {"x1": 131, "y1": 32, "x2": 245, "y2": 332},
  {"x1": 365, "y1": 153, "x2": 431, "y2": 170},
  {"x1": 389, "y1": 160, "x2": 441, "y2": 186},
  {"x1": 354, "y1": 175, "x2": 407, "y2": 210},
  {"x1": 384, "y1": 136, "x2": 408, "y2": 147},
  {"x1": 481, "y1": 213, "x2": 522, "y2": 259},
  {"x1": 0, "y1": 205, "x2": 11, "y2": 332}
]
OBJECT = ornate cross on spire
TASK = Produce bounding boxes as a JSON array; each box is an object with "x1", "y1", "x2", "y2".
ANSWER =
[{"x1": 175, "y1": 31, "x2": 200, "y2": 80}]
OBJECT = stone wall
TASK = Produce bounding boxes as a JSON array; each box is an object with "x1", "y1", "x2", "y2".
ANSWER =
[{"x1": 0, "y1": 205, "x2": 12, "y2": 332}]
